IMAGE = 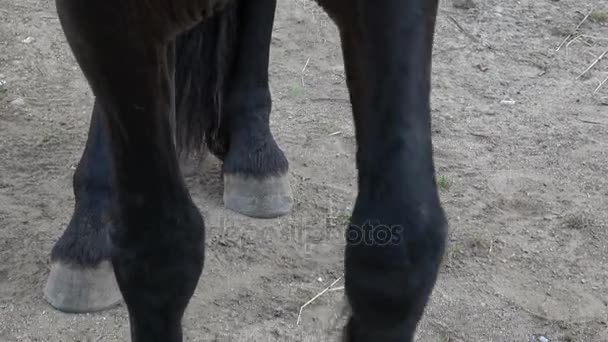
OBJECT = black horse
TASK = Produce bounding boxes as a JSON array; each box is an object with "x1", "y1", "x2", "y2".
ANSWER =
[{"x1": 44, "y1": 0, "x2": 448, "y2": 341}]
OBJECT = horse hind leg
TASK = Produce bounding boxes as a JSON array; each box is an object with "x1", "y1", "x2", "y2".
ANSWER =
[
  {"x1": 54, "y1": 0, "x2": 207, "y2": 340},
  {"x1": 217, "y1": 0, "x2": 291, "y2": 219},
  {"x1": 174, "y1": 0, "x2": 291, "y2": 219}
]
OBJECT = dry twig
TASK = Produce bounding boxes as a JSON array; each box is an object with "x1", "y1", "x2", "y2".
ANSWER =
[
  {"x1": 311, "y1": 97, "x2": 350, "y2": 103},
  {"x1": 576, "y1": 117, "x2": 602, "y2": 125},
  {"x1": 296, "y1": 275, "x2": 343, "y2": 325}
]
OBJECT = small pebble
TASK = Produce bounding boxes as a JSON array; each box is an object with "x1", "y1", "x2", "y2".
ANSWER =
[
  {"x1": 538, "y1": 336, "x2": 549, "y2": 342},
  {"x1": 453, "y1": 0, "x2": 476, "y2": 9},
  {"x1": 476, "y1": 63, "x2": 489, "y2": 72},
  {"x1": 331, "y1": 65, "x2": 345, "y2": 74},
  {"x1": 317, "y1": 277, "x2": 323, "y2": 282},
  {"x1": 21, "y1": 36, "x2": 35, "y2": 44},
  {"x1": 10, "y1": 98, "x2": 25, "y2": 106}
]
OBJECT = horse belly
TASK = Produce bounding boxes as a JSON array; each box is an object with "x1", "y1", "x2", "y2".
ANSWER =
[
  {"x1": 171, "y1": 0, "x2": 230, "y2": 22},
  {"x1": 134, "y1": 0, "x2": 232, "y2": 38}
]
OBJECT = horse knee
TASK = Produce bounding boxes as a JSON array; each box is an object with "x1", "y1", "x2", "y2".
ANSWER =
[{"x1": 110, "y1": 199, "x2": 205, "y2": 326}]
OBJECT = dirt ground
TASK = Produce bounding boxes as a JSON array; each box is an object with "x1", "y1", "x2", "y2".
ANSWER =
[{"x1": 1, "y1": 0, "x2": 608, "y2": 341}]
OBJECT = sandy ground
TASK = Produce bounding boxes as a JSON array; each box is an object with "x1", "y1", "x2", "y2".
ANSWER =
[{"x1": 1, "y1": 0, "x2": 608, "y2": 341}]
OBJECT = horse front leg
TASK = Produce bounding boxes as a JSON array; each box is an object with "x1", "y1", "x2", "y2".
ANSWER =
[
  {"x1": 317, "y1": 0, "x2": 448, "y2": 341},
  {"x1": 54, "y1": 0, "x2": 205, "y2": 340}
]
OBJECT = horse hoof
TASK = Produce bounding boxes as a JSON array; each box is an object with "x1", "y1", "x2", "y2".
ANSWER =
[
  {"x1": 44, "y1": 261, "x2": 122, "y2": 313},
  {"x1": 223, "y1": 173, "x2": 292, "y2": 218}
]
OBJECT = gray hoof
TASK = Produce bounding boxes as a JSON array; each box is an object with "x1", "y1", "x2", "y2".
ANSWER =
[
  {"x1": 223, "y1": 173, "x2": 292, "y2": 218},
  {"x1": 44, "y1": 261, "x2": 122, "y2": 313}
]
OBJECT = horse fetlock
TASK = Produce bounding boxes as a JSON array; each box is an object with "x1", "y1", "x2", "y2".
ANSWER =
[
  {"x1": 343, "y1": 316, "x2": 418, "y2": 342},
  {"x1": 344, "y1": 205, "x2": 447, "y2": 340},
  {"x1": 51, "y1": 200, "x2": 113, "y2": 265},
  {"x1": 110, "y1": 218, "x2": 204, "y2": 342},
  {"x1": 221, "y1": 128, "x2": 291, "y2": 218},
  {"x1": 46, "y1": 218, "x2": 119, "y2": 313}
]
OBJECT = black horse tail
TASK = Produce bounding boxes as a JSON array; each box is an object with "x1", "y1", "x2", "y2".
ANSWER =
[{"x1": 174, "y1": 2, "x2": 239, "y2": 157}]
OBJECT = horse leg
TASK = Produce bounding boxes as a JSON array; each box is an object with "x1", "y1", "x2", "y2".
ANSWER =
[
  {"x1": 55, "y1": 1, "x2": 205, "y2": 340},
  {"x1": 316, "y1": 1, "x2": 448, "y2": 341},
  {"x1": 219, "y1": 0, "x2": 290, "y2": 218},
  {"x1": 174, "y1": 0, "x2": 289, "y2": 218},
  {"x1": 44, "y1": 0, "x2": 249, "y2": 314},
  {"x1": 44, "y1": 100, "x2": 121, "y2": 312}
]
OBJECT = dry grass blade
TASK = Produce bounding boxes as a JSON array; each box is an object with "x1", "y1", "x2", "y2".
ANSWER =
[
  {"x1": 579, "y1": 34, "x2": 608, "y2": 42},
  {"x1": 576, "y1": 117, "x2": 602, "y2": 124},
  {"x1": 565, "y1": 34, "x2": 583, "y2": 50},
  {"x1": 577, "y1": 49, "x2": 608, "y2": 79},
  {"x1": 594, "y1": 74, "x2": 608, "y2": 95},
  {"x1": 446, "y1": 15, "x2": 492, "y2": 49},
  {"x1": 301, "y1": 57, "x2": 311, "y2": 87},
  {"x1": 296, "y1": 275, "x2": 343, "y2": 325},
  {"x1": 556, "y1": 9, "x2": 594, "y2": 52}
]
